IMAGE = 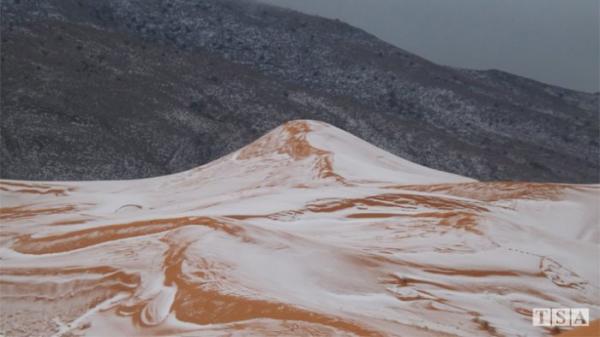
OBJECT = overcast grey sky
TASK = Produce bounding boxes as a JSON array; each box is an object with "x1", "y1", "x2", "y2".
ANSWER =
[{"x1": 259, "y1": 0, "x2": 599, "y2": 92}]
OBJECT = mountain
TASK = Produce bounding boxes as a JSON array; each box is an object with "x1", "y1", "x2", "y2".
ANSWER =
[
  {"x1": 1, "y1": 120, "x2": 598, "y2": 337},
  {"x1": 1, "y1": 0, "x2": 598, "y2": 182}
]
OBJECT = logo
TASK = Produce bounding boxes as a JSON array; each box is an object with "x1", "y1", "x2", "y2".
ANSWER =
[{"x1": 532, "y1": 308, "x2": 589, "y2": 327}]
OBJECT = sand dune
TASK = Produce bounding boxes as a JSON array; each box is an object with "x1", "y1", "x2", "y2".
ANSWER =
[{"x1": 1, "y1": 120, "x2": 598, "y2": 337}]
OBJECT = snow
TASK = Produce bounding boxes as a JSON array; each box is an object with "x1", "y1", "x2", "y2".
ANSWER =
[{"x1": 0, "y1": 120, "x2": 597, "y2": 337}]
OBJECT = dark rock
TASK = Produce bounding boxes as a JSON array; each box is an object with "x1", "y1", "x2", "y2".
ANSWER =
[{"x1": 0, "y1": 0, "x2": 598, "y2": 182}]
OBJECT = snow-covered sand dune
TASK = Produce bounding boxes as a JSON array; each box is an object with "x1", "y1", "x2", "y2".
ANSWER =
[{"x1": 1, "y1": 120, "x2": 598, "y2": 337}]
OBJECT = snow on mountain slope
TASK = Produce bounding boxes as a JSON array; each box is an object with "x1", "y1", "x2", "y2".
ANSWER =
[{"x1": 0, "y1": 120, "x2": 598, "y2": 337}]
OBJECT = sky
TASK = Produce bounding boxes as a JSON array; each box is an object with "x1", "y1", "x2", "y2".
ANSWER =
[{"x1": 259, "y1": 0, "x2": 599, "y2": 92}]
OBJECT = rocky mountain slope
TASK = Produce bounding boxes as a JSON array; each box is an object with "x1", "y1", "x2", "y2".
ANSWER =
[
  {"x1": 1, "y1": 0, "x2": 598, "y2": 182},
  {"x1": 1, "y1": 120, "x2": 598, "y2": 337}
]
